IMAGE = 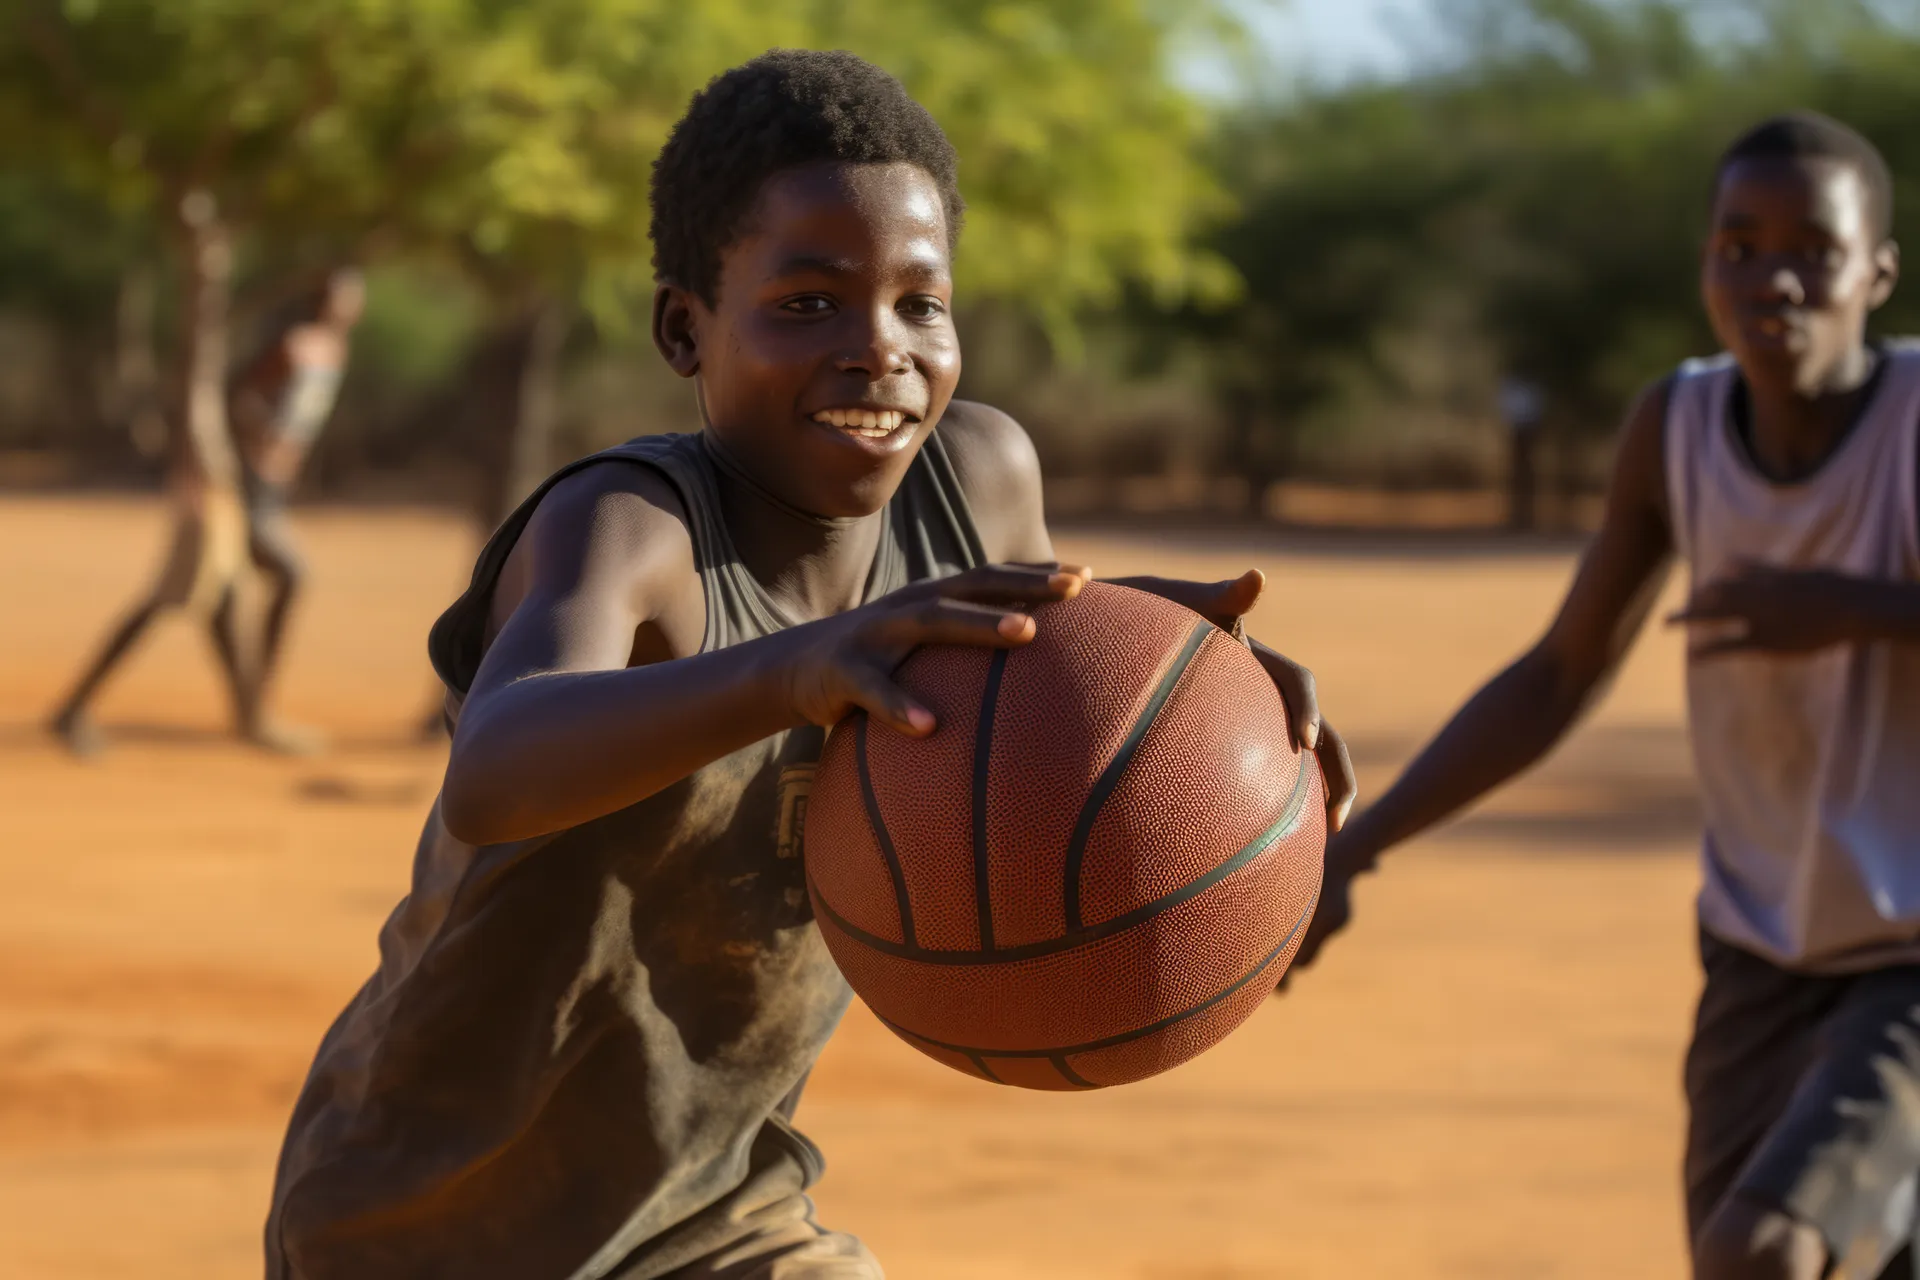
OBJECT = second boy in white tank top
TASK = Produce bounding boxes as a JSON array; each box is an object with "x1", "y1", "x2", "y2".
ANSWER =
[
  {"x1": 1295, "y1": 113, "x2": 1920, "y2": 1280},
  {"x1": 1668, "y1": 341, "x2": 1920, "y2": 971}
]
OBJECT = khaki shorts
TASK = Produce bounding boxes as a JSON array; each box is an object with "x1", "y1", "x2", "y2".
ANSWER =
[
  {"x1": 613, "y1": 1117, "x2": 881, "y2": 1280},
  {"x1": 150, "y1": 485, "x2": 247, "y2": 613},
  {"x1": 658, "y1": 1193, "x2": 880, "y2": 1280}
]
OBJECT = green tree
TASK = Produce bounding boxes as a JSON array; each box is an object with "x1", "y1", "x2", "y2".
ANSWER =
[
  {"x1": 1, "y1": 0, "x2": 1240, "y2": 507},
  {"x1": 0, "y1": 1, "x2": 420, "y2": 485},
  {"x1": 1196, "y1": 0, "x2": 1920, "y2": 499}
]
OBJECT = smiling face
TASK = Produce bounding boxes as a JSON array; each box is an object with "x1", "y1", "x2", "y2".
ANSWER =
[
  {"x1": 1702, "y1": 156, "x2": 1899, "y2": 397},
  {"x1": 653, "y1": 161, "x2": 959, "y2": 519}
]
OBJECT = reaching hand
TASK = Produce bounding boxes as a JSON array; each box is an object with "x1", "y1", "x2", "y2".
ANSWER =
[
  {"x1": 1274, "y1": 826, "x2": 1378, "y2": 992},
  {"x1": 1667, "y1": 561, "x2": 1873, "y2": 658},
  {"x1": 1115, "y1": 568, "x2": 1358, "y2": 834},
  {"x1": 781, "y1": 564, "x2": 1089, "y2": 736},
  {"x1": 1296, "y1": 830, "x2": 1371, "y2": 962}
]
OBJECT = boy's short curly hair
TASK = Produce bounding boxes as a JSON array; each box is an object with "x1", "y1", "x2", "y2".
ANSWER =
[
  {"x1": 650, "y1": 49, "x2": 965, "y2": 302},
  {"x1": 1717, "y1": 111, "x2": 1895, "y2": 241}
]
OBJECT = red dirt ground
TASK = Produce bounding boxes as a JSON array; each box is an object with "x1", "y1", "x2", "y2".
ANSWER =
[{"x1": 0, "y1": 494, "x2": 1700, "y2": 1278}]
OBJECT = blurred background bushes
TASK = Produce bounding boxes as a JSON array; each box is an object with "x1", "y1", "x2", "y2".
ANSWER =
[{"x1": 1, "y1": 0, "x2": 1917, "y2": 522}]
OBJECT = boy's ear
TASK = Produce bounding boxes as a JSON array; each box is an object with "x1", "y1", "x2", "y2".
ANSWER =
[
  {"x1": 652, "y1": 284, "x2": 702, "y2": 378},
  {"x1": 1869, "y1": 240, "x2": 1902, "y2": 311}
]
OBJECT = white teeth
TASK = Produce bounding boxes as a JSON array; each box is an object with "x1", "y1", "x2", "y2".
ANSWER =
[{"x1": 812, "y1": 409, "x2": 905, "y2": 437}]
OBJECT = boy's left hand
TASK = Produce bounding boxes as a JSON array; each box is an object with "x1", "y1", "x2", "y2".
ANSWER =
[
  {"x1": 1114, "y1": 569, "x2": 1357, "y2": 833},
  {"x1": 1667, "y1": 562, "x2": 1881, "y2": 657}
]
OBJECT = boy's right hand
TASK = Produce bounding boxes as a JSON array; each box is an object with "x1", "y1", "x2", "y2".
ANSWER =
[
  {"x1": 1280, "y1": 826, "x2": 1378, "y2": 988},
  {"x1": 781, "y1": 564, "x2": 1090, "y2": 737}
]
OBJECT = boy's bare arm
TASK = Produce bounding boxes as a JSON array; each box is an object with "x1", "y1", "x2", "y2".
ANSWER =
[
  {"x1": 1286, "y1": 378, "x2": 1680, "y2": 972},
  {"x1": 1333, "y1": 377, "x2": 1678, "y2": 867},
  {"x1": 939, "y1": 400, "x2": 1056, "y2": 563},
  {"x1": 442, "y1": 463, "x2": 1084, "y2": 846}
]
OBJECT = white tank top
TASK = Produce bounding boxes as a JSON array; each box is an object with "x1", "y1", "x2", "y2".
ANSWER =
[{"x1": 1666, "y1": 342, "x2": 1920, "y2": 971}]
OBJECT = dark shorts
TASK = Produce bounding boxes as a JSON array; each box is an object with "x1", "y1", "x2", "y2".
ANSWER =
[
  {"x1": 240, "y1": 472, "x2": 303, "y2": 577},
  {"x1": 609, "y1": 1114, "x2": 881, "y2": 1280},
  {"x1": 1685, "y1": 930, "x2": 1920, "y2": 1276}
]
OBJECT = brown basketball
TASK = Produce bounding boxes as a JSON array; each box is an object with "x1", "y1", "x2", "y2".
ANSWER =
[{"x1": 805, "y1": 581, "x2": 1325, "y2": 1090}]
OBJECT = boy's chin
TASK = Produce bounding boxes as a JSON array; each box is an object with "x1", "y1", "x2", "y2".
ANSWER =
[
  {"x1": 799, "y1": 422, "x2": 928, "y2": 510},
  {"x1": 806, "y1": 454, "x2": 919, "y2": 520},
  {"x1": 753, "y1": 434, "x2": 925, "y2": 522},
  {"x1": 1736, "y1": 345, "x2": 1849, "y2": 399}
]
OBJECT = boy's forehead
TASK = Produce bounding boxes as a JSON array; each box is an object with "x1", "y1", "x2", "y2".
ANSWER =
[
  {"x1": 729, "y1": 162, "x2": 950, "y2": 271},
  {"x1": 1713, "y1": 155, "x2": 1873, "y2": 236}
]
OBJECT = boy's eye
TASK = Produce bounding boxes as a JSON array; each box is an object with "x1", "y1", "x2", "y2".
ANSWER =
[
  {"x1": 1719, "y1": 241, "x2": 1752, "y2": 264},
  {"x1": 780, "y1": 296, "x2": 835, "y2": 316},
  {"x1": 899, "y1": 295, "x2": 947, "y2": 322}
]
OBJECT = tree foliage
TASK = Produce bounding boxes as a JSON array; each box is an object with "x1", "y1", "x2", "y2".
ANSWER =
[
  {"x1": 0, "y1": 0, "x2": 1234, "y2": 330},
  {"x1": 1201, "y1": 0, "x2": 1920, "y2": 480}
]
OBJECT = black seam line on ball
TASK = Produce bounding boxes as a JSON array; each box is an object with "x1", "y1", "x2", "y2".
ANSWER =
[
  {"x1": 965, "y1": 1052, "x2": 1002, "y2": 1083},
  {"x1": 972, "y1": 648, "x2": 1009, "y2": 952},
  {"x1": 1051, "y1": 1055, "x2": 1096, "y2": 1088},
  {"x1": 809, "y1": 754, "x2": 1311, "y2": 967},
  {"x1": 855, "y1": 714, "x2": 917, "y2": 949},
  {"x1": 1062, "y1": 619, "x2": 1212, "y2": 932},
  {"x1": 872, "y1": 895, "x2": 1315, "y2": 1062}
]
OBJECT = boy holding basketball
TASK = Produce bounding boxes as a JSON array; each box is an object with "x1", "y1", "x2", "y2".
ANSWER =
[
  {"x1": 266, "y1": 51, "x2": 1354, "y2": 1280},
  {"x1": 1301, "y1": 112, "x2": 1920, "y2": 1280}
]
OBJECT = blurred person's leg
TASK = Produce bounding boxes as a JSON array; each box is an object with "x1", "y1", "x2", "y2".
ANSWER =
[
  {"x1": 239, "y1": 485, "x2": 324, "y2": 755},
  {"x1": 48, "y1": 495, "x2": 234, "y2": 754},
  {"x1": 1687, "y1": 931, "x2": 1920, "y2": 1279},
  {"x1": 49, "y1": 597, "x2": 164, "y2": 754},
  {"x1": 207, "y1": 585, "x2": 255, "y2": 730}
]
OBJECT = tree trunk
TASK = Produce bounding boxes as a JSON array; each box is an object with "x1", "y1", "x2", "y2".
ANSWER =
[
  {"x1": 500, "y1": 300, "x2": 572, "y2": 521},
  {"x1": 1224, "y1": 384, "x2": 1284, "y2": 520},
  {"x1": 381, "y1": 301, "x2": 574, "y2": 529},
  {"x1": 108, "y1": 262, "x2": 168, "y2": 459},
  {"x1": 173, "y1": 190, "x2": 238, "y2": 490},
  {"x1": 1507, "y1": 425, "x2": 1539, "y2": 532}
]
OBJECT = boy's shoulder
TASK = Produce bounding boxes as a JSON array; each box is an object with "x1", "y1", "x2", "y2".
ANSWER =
[
  {"x1": 512, "y1": 437, "x2": 703, "y2": 593},
  {"x1": 935, "y1": 400, "x2": 1048, "y2": 561},
  {"x1": 464, "y1": 438, "x2": 704, "y2": 666},
  {"x1": 939, "y1": 400, "x2": 1040, "y2": 477}
]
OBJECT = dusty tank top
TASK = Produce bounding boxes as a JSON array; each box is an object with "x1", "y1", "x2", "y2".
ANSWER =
[
  {"x1": 266, "y1": 431, "x2": 986, "y2": 1279},
  {"x1": 1665, "y1": 342, "x2": 1920, "y2": 972}
]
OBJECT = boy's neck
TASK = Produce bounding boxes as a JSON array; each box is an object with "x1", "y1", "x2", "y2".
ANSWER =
[
  {"x1": 1740, "y1": 341, "x2": 1882, "y2": 482},
  {"x1": 705, "y1": 437, "x2": 887, "y2": 621}
]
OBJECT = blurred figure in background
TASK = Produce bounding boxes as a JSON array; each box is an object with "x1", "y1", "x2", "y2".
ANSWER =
[
  {"x1": 1499, "y1": 374, "x2": 1545, "y2": 531},
  {"x1": 49, "y1": 266, "x2": 365, "y2": 755}
]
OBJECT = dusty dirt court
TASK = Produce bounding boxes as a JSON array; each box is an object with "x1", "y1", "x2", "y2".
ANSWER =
[{"x1": 0, "y1": 494, "x2": 1703, "y2": 1278}]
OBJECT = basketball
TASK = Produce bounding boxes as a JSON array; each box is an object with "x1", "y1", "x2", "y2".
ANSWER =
[{"x1": 805, "y1": 581, "x2": 1325, "y2": 1090}]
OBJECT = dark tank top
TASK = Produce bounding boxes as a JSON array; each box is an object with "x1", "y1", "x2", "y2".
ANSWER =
[{"x1": 266, "y1": 431, "x2": 986, "y2": 1280}]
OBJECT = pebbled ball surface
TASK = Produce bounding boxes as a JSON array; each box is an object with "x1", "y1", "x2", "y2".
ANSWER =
[{"x1": 806, "y1": 582, "x2": 1325, "y2": 1090}]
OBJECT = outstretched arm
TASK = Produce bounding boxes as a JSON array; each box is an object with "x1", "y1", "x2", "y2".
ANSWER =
[
  {"x1": 442, "y1": 462, "x2": 1085, "y2": 846},
  {"x1": 1291, "y1": 377, "x2": 1679, "y2": 971}
]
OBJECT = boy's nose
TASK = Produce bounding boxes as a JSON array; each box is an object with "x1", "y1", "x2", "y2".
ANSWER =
[
  {"x1": 1762, "y1": 266, "x2": 1807, "y2": 305},
  {"x1": 833, "y1": 319, "x2": 912, "y2": 378}
]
